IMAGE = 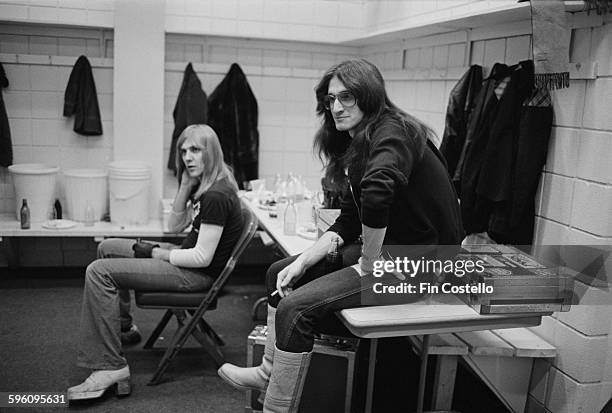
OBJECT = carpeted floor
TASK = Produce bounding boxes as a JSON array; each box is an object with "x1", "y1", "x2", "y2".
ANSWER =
[
  {"x1": 0, "y1": 269, "x2": 510, "y2": 413},
  {"x1": 0, "y1": 274, "x2": 267, "y2": 413}
]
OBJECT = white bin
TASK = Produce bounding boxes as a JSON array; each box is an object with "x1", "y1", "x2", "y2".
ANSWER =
[
  {"x1": 64, "y1": 169, "x2": 108, "y2": 222},
  {"x1": 8, "y1": 163, "x2": 60, "y2": 223},
  {"x1": 108, "y1": 161, "x2": 151, "y2": 225}
]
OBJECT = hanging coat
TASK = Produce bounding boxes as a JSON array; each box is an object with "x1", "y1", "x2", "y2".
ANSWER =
[
  {"x1": 439, "y1": 65, "x2": 482, "y2": 191},
  {"x1": 208, "y1": 63, "x2": 259, "y2": 189},
  {"x1": 63, "y1": 55, "x2": 103, "y2": 136},
  {"x1": 167, "y1": 63, "x2": 208, "y2": 173},
  {"x1": 0, "y1": 62, "x2": 12, "y2": 167},
  {"x1": 458, "y1": 60, "x2": 552, "y2": 244},
  {"x1": 457, "y1": 63, "x2": 510, "y2": 234},
  {"x1": 488, "y1": 62, "x2": 553, "y2": 244}
]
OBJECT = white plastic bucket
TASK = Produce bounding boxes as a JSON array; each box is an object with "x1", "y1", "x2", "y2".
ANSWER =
[
  {"x1": 8, "y1": 163, "x2": 60, "y2": 223},
  {"x1": 64, "y1": 169, "x2": 108, "y2": 222},
  {"x1": 108, "y1": 161, "x2": 151, "y2": 225}
]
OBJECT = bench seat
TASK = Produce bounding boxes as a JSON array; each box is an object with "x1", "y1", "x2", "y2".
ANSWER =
[{"x1": 408, "y1": 327, "x2": 556, "y2": 413}]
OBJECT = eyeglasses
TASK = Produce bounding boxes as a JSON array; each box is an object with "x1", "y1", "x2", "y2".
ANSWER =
[{"x1": 323, "y1": 92, "x2": 357, "y2": 110}]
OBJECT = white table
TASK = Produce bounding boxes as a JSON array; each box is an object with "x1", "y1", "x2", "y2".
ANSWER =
[
  {"x1": 338, "y1": 294, "x2": 548, "y2": 413},
  {"x1": 0, "y1": 213, "x2": 185, "y2": 267},
  {"x1": 0, "y1": 213, "x2": 175, "y2": 240},
  {"x1": 242, "y1": 196, "x2": 315, "y2": 257},
  {"x1": 243, "y1": 195, "x2": 549, "y2": 413}
]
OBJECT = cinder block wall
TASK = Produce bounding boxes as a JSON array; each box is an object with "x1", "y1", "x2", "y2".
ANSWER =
[
  {"x1": 162, "y1": 35, "x2": 359, "y2": 197},
  {"x1": 0, "y1": 24, "x2": 114, "y2": 217},
  {"x1": 362, "y1": 11, "x2": 612, "y2": 413},
  {"x1": 0, "y1": 3, "x2": 611, "y2": 411},
  {"x1": 527, "y1": 16, "x2": 612, "y2": 413}
]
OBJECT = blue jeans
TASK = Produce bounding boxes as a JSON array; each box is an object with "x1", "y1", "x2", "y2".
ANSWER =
[
  {"x1": 77, "y1": 238, "x2": 214, "y2": 370},
  {"x1": 266, "y1": 243, "x2": 369, "y2": 353}
]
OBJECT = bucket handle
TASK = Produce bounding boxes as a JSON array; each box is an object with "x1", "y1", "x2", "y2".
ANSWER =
[{"x1": 110, "y1": 186, "x2": 147, "y2": 201}]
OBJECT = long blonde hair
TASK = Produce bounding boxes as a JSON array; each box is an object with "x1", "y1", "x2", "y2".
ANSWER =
[{"x1": 175, "y1": 124, "x2": 238, "y2": 199}]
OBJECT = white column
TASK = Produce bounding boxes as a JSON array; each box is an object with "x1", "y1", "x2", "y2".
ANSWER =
[{"x1": 113, "y1": 0, "x2": 165, "y2": 218}]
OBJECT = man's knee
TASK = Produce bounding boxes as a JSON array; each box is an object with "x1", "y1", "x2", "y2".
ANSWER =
[
  {"x1": 274, "y1": 295, "x2": 313, "y2": 347},
  {"x1": 265, "y1": 257, "x2": 293, "y2": 293},
  {"x1": 96, "y1": 239, "x2": 112, "y2": 258},
  {"x1": 85, "y1": 259, "x2": 111, "y2": 288}
]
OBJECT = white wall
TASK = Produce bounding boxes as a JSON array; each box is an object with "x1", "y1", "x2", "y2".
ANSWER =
[
  {"x1": 162, "y1": 34, "x2": 358, "y2": 197},
  {"x1": 0, "y1": 0, "x2": 114, "y2": 27},
  {"x1": 113, "y1": 0, "x2": 165, "y2": 217},
  {"x1": 0, "y1": 24, "x2": 113, "y2": 215},
  {"x1": 360, "y1": 12, "x2": 612, "y2": 413},
  {"x1": 165, "y1": 0, "x2": 364, "y2": 43},
  {"x1": 0, "y1": 4, "x2": 611, "y2": 411}
]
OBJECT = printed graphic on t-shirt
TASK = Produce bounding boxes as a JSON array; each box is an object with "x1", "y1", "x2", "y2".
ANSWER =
[{"x1": 192, "y1": 199, "x2": 200, "y2": 232}]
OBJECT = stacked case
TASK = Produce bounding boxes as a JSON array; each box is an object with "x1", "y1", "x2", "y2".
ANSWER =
[
  {"x1": 245, "y1": 326, "x2": 360, "y2": 413},
  {"x1": 458, "y1": 244, "x2": 573, "y2": 314}
]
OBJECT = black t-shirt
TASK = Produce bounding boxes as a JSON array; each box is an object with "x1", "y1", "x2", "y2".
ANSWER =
[{"x1": 181, "y1": 178, "x2": 243, "y2": 277}]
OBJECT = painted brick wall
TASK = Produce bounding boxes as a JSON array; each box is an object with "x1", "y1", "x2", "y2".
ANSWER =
[
  {"x1": 162, "y1": 35, "x2": 359, "y2": 197},
  {"x1": 527, "y1": 14, "x2": 612, "y2": 413},
  {"x1": 165, "y1": 0, "x2": 364, "y2": 43},
  {"x1": 363, "y1": 13, "x2": 612, "y2": 413},
  {"x1": 0, "y1": 0, "x2": 114, "y2": 27},
  {"x1": 0, "y1": 24, "x2": 113, "y2": 217},
  {"x1": 0, "y1": 6, "x2": 610, "y2": 411}
]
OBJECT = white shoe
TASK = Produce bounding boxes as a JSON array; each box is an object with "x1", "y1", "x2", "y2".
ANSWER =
[
  {"x1": 67, "y1": 366, "x2": 131, "y2": 400},
  {"x1": 218, "y1": 363, "x2": 269, "y2": 391}
]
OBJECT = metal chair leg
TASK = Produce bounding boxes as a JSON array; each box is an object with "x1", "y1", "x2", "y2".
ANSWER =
[
  {"x1": 143, "y1": 309, "x2": 173, "y2": 349},
  {"x1": 198, "y1": 319, "x2": 225, "y2": 346},
  {"x1": 147, "y1": 309, "x2": 224, "y2": 385},
  {"x1": 192, "y1": 322, "x2": 225, "y2": 366}
]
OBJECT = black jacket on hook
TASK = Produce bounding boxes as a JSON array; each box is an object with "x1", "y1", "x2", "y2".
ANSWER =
[
  {"x1": 167, "y1": 63, "x2": 208, "y2": 173},
  {"x1": 457, "y1": 60, "x2": 552, "y2": 245},
  {"x1": 208, "y1": 63, "x2": 259, "y2": 189},
  {"x1": 63, "y1": 55, "x2": 103, "y2": 136},
  {"x1": 439, "y1": 64, "x2": 482, "y2": 192},
  {"x1": 0, "y1": 62, "x2": 12, "y2": 167}
]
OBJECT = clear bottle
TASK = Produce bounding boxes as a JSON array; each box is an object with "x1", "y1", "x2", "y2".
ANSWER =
[
  {"x1": 84, "y1": 202, "x2": 95, "y2": 227},
  {"x1": 286, "y1": 172, "x2": 296, "y2": 202},
  {"x1": 273, "y1": 173, "x2": 283, "y2": 201},
  {"x1": 283, "y1": 199, "x2": 297, "y2": 236},
  {"x1": 20, "y1": 199, "x2": 30, "y2": 229},
  {"x1": 294, "y1": 174, "x2": 304, "y2": 202}
]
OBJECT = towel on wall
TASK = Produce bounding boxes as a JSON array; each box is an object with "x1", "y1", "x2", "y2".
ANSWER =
[
  {"x1": 167, "y1": 62, "x2": 208, "y2": 173},
  {"x1": 208, "y1": 63, "x2": 259, "y2": 189},
  {"x1": 529, "y1": 0, "x2": 571, "y2": 90},
  {"x1": 63, "y1": 55, "x2": 103, "y2": 135},
  {"x1": 0, "y1": 62, "x2": 12, "y2": 167}
]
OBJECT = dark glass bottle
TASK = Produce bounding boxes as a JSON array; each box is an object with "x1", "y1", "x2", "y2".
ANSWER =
[
  {"x1": 325, "y1": 236, "x2": 343, "y2": 273},
  {"x1": 53, "y1": 199, "x2": 62, "y2": 220},
  {"x1": 20, "y1": 199, "x2": 30, "y2": 229}
]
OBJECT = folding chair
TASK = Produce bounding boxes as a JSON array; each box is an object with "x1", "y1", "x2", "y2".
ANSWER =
[{"x1": 134, "y1": 203, "x2": 258, "y2": 385}]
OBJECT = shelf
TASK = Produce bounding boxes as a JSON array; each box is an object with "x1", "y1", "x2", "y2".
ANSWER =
[
  {"x1": 342, "y1": 1, "x2": 587, "y2": 47},
  {"x1": 0, "y1": 214, "x2": 181, "y2": 239}
]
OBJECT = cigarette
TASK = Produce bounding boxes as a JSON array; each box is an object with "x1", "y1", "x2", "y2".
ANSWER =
[{"x1": 270, "y1": 290, "x2": 279, "y2": 297}]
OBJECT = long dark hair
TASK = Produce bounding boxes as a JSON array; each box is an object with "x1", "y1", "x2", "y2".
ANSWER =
[{"x1": 313, "y1": 59, "x2": 435, "y2": 180}]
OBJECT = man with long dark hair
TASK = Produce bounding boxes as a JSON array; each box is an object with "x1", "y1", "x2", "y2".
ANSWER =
[{"x1": 219, "y1": 59, "x2": 464, "y2": 412}]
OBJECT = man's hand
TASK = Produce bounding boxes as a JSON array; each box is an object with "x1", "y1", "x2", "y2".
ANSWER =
[
  {"x1": 180, "y1": 170, "x2": 200, "y2": 190},
  {"x1": 351, "y1": 256, "x2": 406, "y2": 280},
  {"x1": 132, "y1": 241, "x2": 160, "y2": 258},
  {"x1": 276, "y1": 258, "x2": 307, "y2": 297}
]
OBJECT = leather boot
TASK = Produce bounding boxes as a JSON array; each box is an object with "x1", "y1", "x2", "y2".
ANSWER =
[
  {"x1": 67, "y1": 366, "x2": 131, "y2": 400},
  {"x1": 263, "y1": 346, "x2": 312, "y2": 413},
  {"x1": 218, "y1": 305, "x2": 276, "y2": 391}
]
